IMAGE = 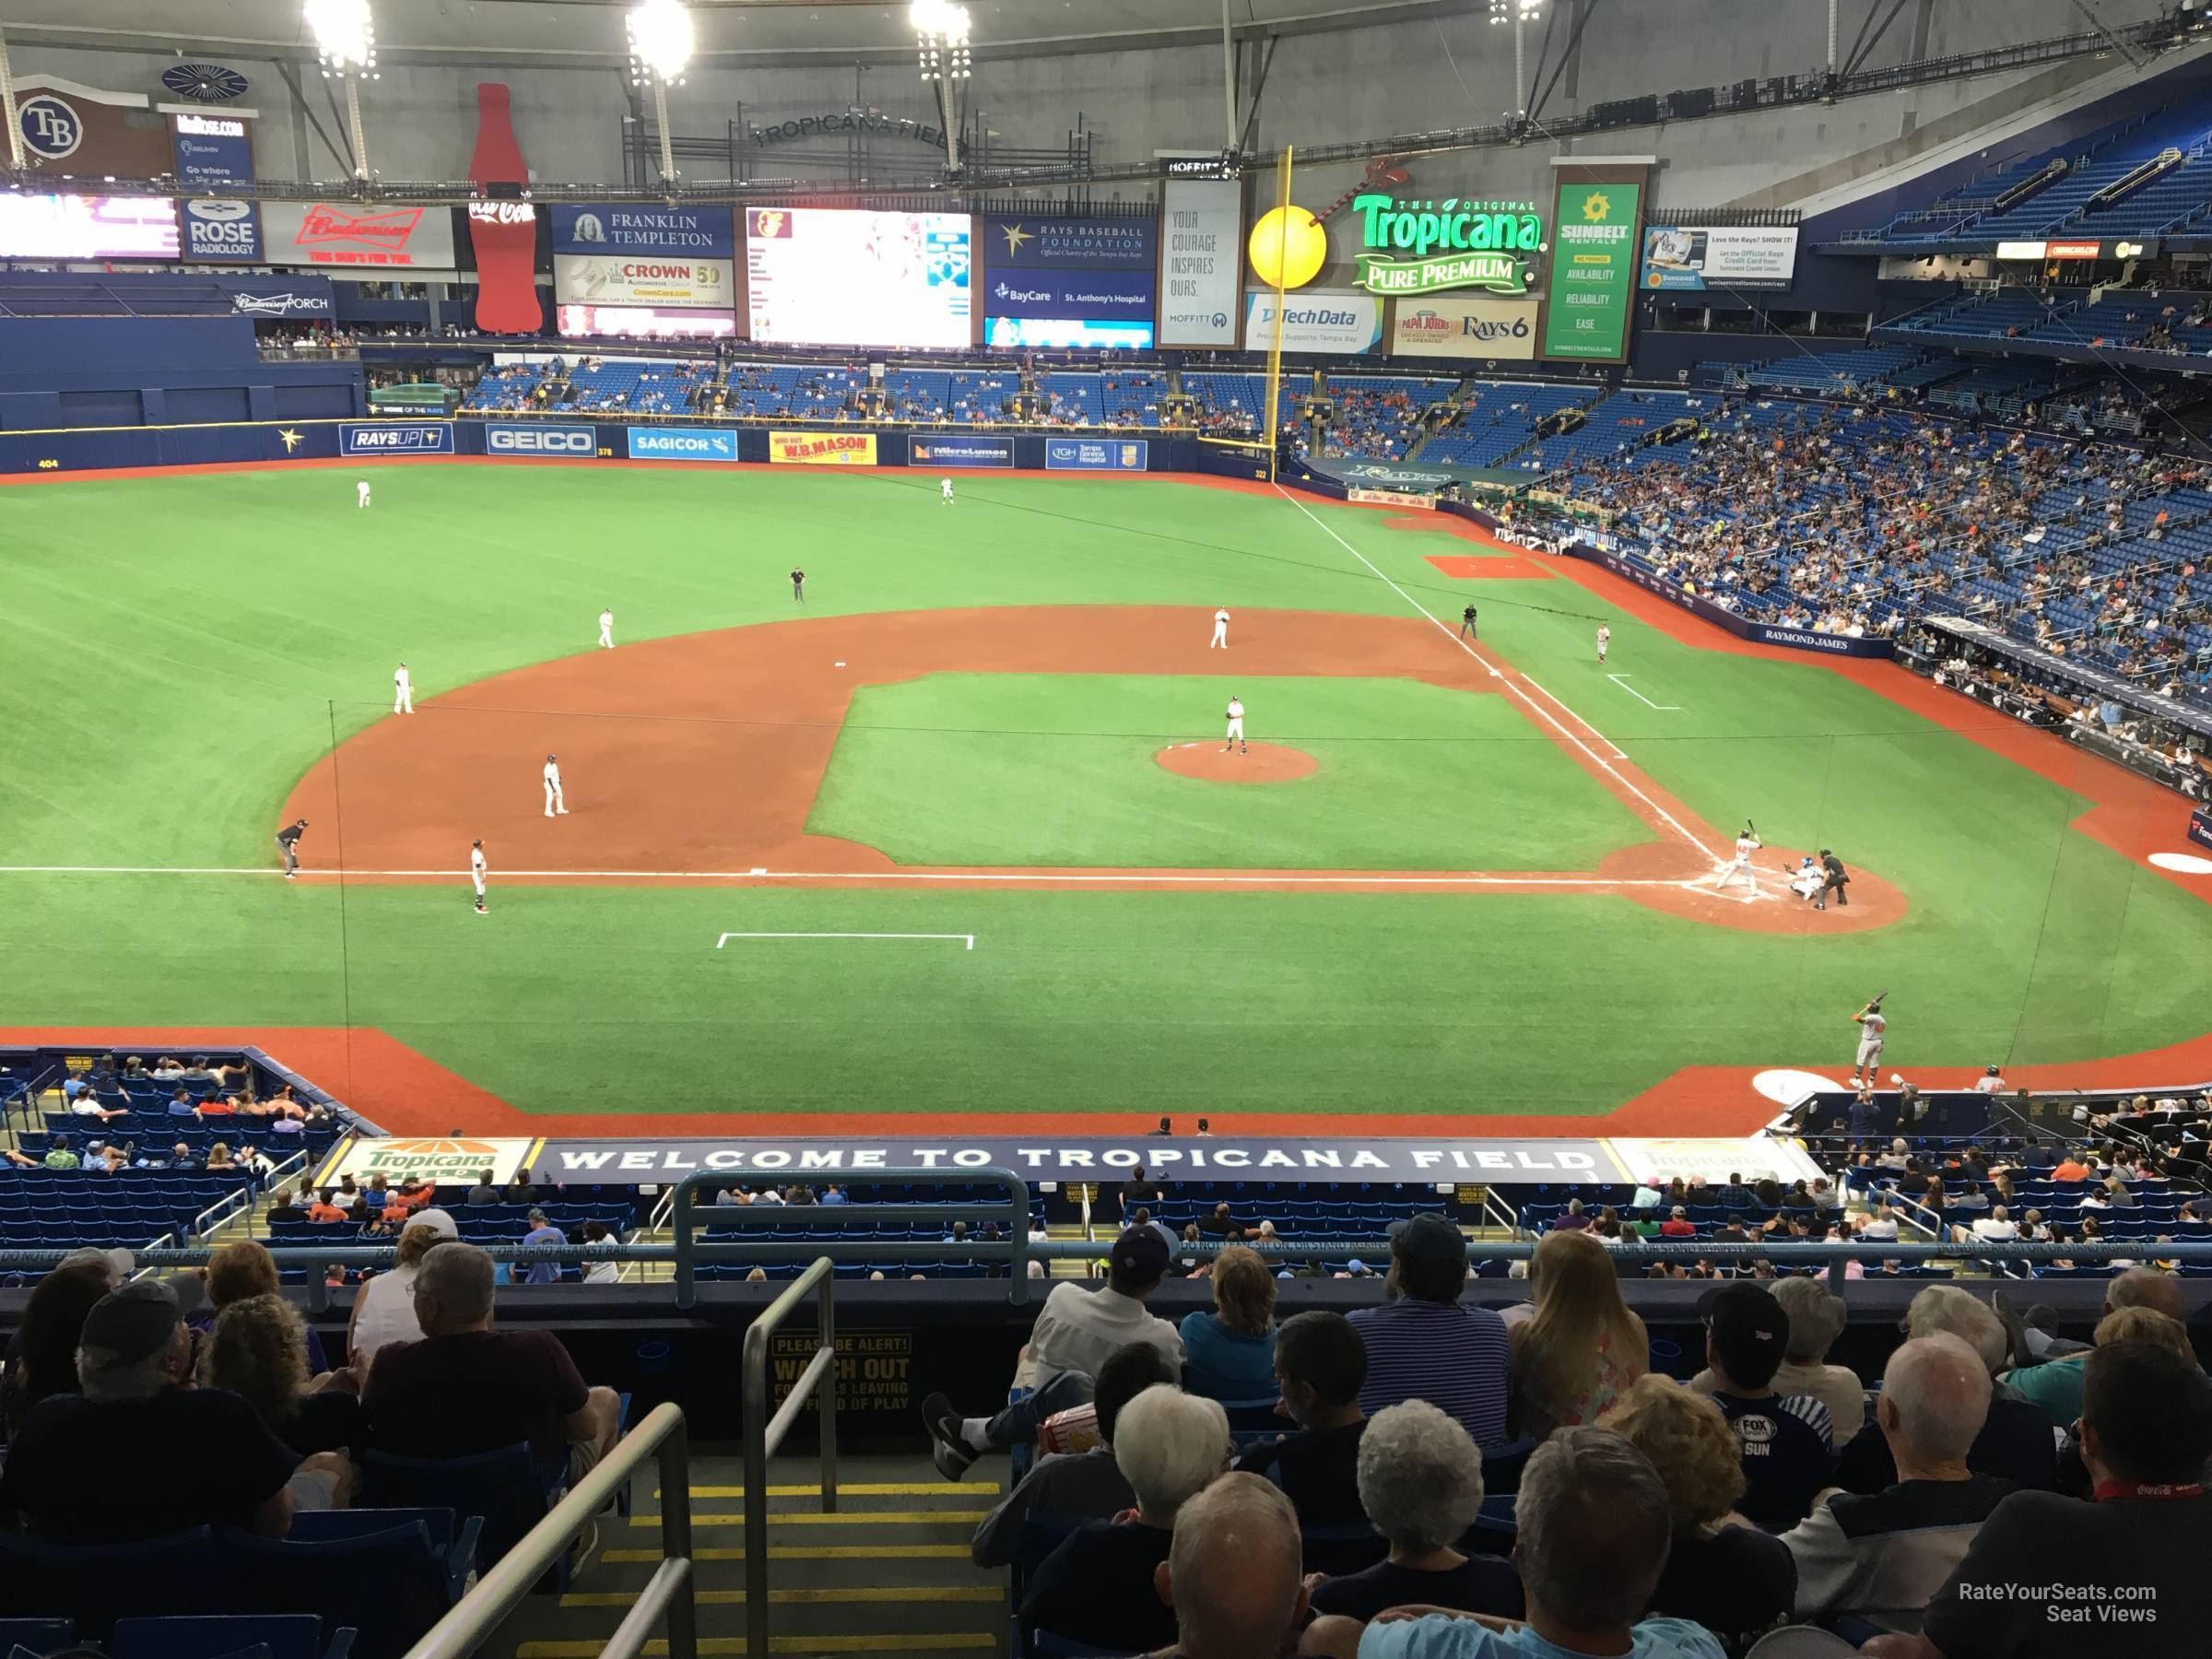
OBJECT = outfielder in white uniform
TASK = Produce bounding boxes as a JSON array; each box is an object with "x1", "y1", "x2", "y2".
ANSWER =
[
  {"x1": 394, "y1": 662, "x2": 414, "y2": 715},
  {"x1": 357, "y1": 479, "x2": 371, "y2": 509},
  {"x1": 598, "y1": 608, "x2": 615, "y2": 649},
  {"x1": 543, "y1": 754, "x2": 569, "y2": 817},
  {"x1": 1222, "y1": 696, "x2": 1247, "y2": 756},
  {"x1": 1595, "y1": 624, "x2": 1611, "y2": 664},
  {"x1": 1210, "y1": 608, "x2": 1230, "y2": 650},
  {"x1": 1851, "y1": 1003, "x2": 1887, "y2": 1086},
  {"x1": 1788, "y1": 856, "x2": 1824, "y2": 900},
  {"x1": 470, "y1": 839, "x2": 488, "y2": 913},
  {"x1": 1713, "y1": 828, "x2": 1762, "y2": 893},
  {"x1": 940, "y1": 477, "x2": 955, "y2": 505}
]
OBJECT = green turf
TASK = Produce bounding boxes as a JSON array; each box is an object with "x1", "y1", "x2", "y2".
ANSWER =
[
  {"x1": 807, "y1": 673, "x2": 1651, "y2": 869},
  {"x1": 2, "y1": 464, "x2": 2207, "y2": 1121}
]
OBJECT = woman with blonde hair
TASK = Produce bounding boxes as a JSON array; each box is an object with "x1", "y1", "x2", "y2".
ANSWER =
[
  {"x1": 1598, "y1": 1373, "x2": 1794, "y2": 1643},
  {"x1": 203, "y1": 1292, "x2": 363, "y2": 1464},
  {"x1": 1179, "y1": 1243, "x2": 1277, "y2": 1403},
  {"x1": 346, "y1": 1206, "x2": 460, "y2": 1364},
  {"x1": 1509, "y1": 1227, "x2": 1647, "y2": 1438}
]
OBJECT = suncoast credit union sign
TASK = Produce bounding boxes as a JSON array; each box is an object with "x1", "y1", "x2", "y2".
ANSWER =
[{"x1": 1352, "y1": 194, "x2": 1546, "y2": 297}]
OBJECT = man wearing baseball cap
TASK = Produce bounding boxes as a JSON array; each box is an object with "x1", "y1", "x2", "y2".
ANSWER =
[
  {"x1": 923, "y1": 1224, "x2": 1182, "y2": 1481},
  {"x1": 0, "y1": 1280, "x2": 308, "y2": 1544},
  {"x1": 1700, "y1": 1281, "x2": 1836, "y2": 1529},
  {"x1": 1347, "y1": 1213, "x2": 1510, "y2": 1449}
]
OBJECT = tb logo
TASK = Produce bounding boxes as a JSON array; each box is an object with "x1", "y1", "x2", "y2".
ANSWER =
[{"x1": 19, "y1": 97, "x2": 83, "y2": 159}]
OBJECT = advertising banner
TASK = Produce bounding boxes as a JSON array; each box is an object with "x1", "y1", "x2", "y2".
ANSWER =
[
  {"x1": 769, "y1": 429, "x2": 878, "y2": 466},
  {"x1": 1242, "y1": 289, "x2": 1382, "y2": 354},
  {"x1": 465, "y1": 86, "x2": 542, "y2": 335},
  {"x1": 170, "y1": 112, "x2": 254, "y2": 185},
  {"x1": 1047, "y1": 438, "x2": 1149, "y2": 472},
  {"x1": 1640, "y1": 225, "x2": 1800, "y2": 292},
  {"x1": 339, "y1": 423, "x2": 454, "y2": 456},
  {"x1": 1347, "y1": 487, "x2": 1435, "y2": 509},
  {"x1": 0, "y1": 194, "x2": 179, "y2": 259},
  {"x1": 485, "y1": 422, "x2": 602, "y2": 458},
  {"x1": 746, "y1": 207, "x2": 971, "y2": 349},
  {"x1": 1570, "y1": 545, "x2": 1894, "y2": 658},
  {"x1": 983, "y1": 269, "x2": 1155, "y2": 320},
  {"x1": 1543, "y1": 181, "x2": 1641, "y2": 360},
  {"x1": 984, "y1": 216, "x2": 1157, "y2": 270},
  {"x1": 217, "y1": 275, "x2": 334, "y2": 317},
  {"x1": 1390, "y1": 295, "x2": 1539, "y2": 359},
  {"x1": 557, "y1": 304, "x2": 736, "y2": 340},
  {"x1": 984, "y1": 317, "x2": 1153, "y2": 349},
  {"x1": 554, "y1": 254, "x2": 734, "y2": 310},
  {"x1": 912, "y1": 434, "x2": 1012, "y2": 468},
  {"x1": 1350, "y1": 194, "x2": 1546, "y2": 297},
  {"x1": 550, "y1": 204, "x2": 735, "y2": 258},
  {"x1": 628, "y1": 426, "x2": 738, "y2": 461},
  {"x1": 316, "y1": 1135, "x2": 535, "y2": 1187},
  {"x1": 2192, "y1": 809, "x2": 2212, "y2": 853},
  {"x1": 1159, "y1": 179, "x2": 1242, "y2": 347},
  {"x1": 13, "y1": 82, "x2": 173, "y2": 179},
  {"x1": 262, "y1": 202, "x2": 459, "y2": 270},
  {"x1": 178, "y1": 197, "x2": 264, "y2": 264}
]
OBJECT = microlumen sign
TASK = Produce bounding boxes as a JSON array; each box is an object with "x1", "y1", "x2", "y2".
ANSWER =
[{"x1": 1352, "y1": 194, "x2": 1547, "y2": 296}]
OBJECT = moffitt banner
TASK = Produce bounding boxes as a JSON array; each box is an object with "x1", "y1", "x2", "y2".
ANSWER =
[
  {"x1": 912, "y1": 435, "x2": 1012, "y2": 468},
  {"x1": 550, "y1": 204, "x2": 735, "y2": 259},
  {"x1": 1570, "y1": 545, "x2": 1895, "y2": 659},
  {"x1": 1047, "y1": 438, "x2": 1149, "y2": 472},
  {"x1": 628, "y1": 426, "x2": 736, "y2": 461},
  {"x1": 984, "y1": 216, "x2": 1156, "y2": 270},
  {"x1": 340, "y1": 423, "x2": 454, "y2": 456},
  {"x1": 770, "y1": 429, "x2": 878, "y2": 466},
  {"x1": 485, "y1": 422, "x2": 601, "y2": 457},
  {"x1": 180, "y1": 198, "x2": 264, "y2": 264},
  {"x1": 169, "y1": 112, "x2": 253, "y2": 185},
  {"x1": 985, "y1": 270, "x2": 1155, "y2": 319}
]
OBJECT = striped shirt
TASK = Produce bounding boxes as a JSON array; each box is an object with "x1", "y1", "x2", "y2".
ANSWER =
[{"x1": 1347, "y1": 1296, "x2": 1511, "y2": 1448}]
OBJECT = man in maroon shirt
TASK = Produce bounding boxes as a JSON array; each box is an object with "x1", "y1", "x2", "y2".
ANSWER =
[{"x1": 360, "y1": 1241, "x2": 620, "y2": 1484}]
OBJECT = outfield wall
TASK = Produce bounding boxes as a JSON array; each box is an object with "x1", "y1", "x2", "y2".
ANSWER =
[{"x1": 1568, "y1": 544, "x2": 1898, "y2": 661}]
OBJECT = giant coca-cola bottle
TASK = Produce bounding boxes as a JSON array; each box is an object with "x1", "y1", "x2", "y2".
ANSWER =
[{"x1": 466, "y1": 83, "x2": 543, "y2": 335}]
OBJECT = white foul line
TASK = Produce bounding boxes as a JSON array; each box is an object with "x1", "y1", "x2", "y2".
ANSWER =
[
  {"x1": 1272, "y1": 486, "x2": 1716, "y2": 860},
  {"x1": 0, "y1": 865, "x2": 1695, "y2": 889},
  {"x1": 717, "y1": 930, "x2": 973, "y2": 949},
  {"x1": 1607, "y1": 674, "x2": 1681, "y2": 712}
]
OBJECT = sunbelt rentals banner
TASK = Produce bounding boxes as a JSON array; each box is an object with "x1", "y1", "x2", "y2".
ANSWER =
[{"x1": 770, "y1": 429, "x2": 878, "y2": 466}]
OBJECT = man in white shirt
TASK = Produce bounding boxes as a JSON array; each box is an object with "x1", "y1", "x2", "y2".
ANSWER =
[
  {"x1": 1851, "y1": 999, "x2": 1887, "y2": 1086},
  {"x1": 940, "y1": 476, "x2": 955, "y2": 505},
  {"x1": 1596, "y1": 623, "x2": 1611, "y2": 663},
  {"x1": 394, "y1": 663, "x2": 414, "y2": 715},
  {"x1": 470, "y1": 839, "x2": 488, "y2": 915},
  {"x1": 920, "y1": 1226, "x2": 1181, "y2": 1480},
  {"x1": 1222, "y1": 695, "x2": 1246, "y2": 756},
  {"x1": 1962, "y1": 1205, "x2": 2020, "y2": 1244},
  {"x1": 542, "y1": 754, "x2": 569, "y2": 817},
  {"x1": 1713, "y1": 826, "x2": 1762, "y2": 893},
  {"x1": 1790, "y1": 856, "x2": 1824, "y2": 900},
  {"x1": 597, "y1": 608, "x2": 614, "y2": 649},
  {"x1": 1972, "y1": 1065, "x2": 2006, "y2": 1093},
  {"x1": 1210, "y1": 607, "x2": 1230, "y2": 650},
  {"x1": 1857, "y1": 1202, "x2": 1901, "y2": 1242},
  {"x1": 357, "y1": 478, "x2": 371, "y2": 509}
]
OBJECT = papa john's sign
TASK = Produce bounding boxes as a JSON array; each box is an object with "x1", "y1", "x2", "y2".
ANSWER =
[{"x1": 1353, "y1": 194, "x2": 1546, "y2": 298}]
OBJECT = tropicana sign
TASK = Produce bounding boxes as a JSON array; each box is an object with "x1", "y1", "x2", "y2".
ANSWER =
[{"x1": 1352, "y1": 194, "x2": 1547, "y2": 297}]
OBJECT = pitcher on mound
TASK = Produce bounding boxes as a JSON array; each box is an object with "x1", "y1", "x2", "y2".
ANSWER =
[{"x1": 1223, "y1": 695, "x2": 1247, "y2": 756}]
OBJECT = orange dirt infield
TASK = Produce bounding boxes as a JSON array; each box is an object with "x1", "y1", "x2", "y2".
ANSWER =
[
  {"x1": 279, "y1": 604, "x2": 1902, "y2": 931},
  {"x1": 1156, "y1": 741, "x2": 1318, "y2": 782},
  {"x1": 1423, "y1": 552, "x2": 1558, "y2": 580}
]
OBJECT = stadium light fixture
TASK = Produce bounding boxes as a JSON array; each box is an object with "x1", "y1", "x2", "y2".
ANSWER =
[
  {"x1": 626, "y1": 0, "x2": 695, "y2": 192},
  {"x1": 305, "y1": 0, "x2": 379, "y2": 181},
  {"x1": 912, "y1": 1, "x2": 972, "y2": 173}
]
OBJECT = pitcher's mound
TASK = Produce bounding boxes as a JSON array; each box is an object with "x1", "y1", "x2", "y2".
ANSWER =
[{"x1": 1156, "y1": 741, "x2": 1319, "y2": 782}]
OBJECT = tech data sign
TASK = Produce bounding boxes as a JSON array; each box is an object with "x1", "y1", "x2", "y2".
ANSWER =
[
  {"x1": 485, "y1": 422, "x2": 601, "y2": 457},
  {"x1": 1352, "y1": 194, "x2": 1546, "y2": 297}
]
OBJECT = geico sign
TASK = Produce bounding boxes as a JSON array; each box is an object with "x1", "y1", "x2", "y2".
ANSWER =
[{"x1": 488, "y1": 427, "x2": 595, "y2": 453}]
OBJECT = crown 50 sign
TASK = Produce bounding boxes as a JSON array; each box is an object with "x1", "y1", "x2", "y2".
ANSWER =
[{"x1": 1352, "y1": 194, "x2": 1546, "y2": 297}]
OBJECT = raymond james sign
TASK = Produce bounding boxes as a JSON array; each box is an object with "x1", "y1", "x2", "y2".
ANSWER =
[
  {"x1": 538, "y1": 1136, "x2": 1629, "y2": 1185},
  {"x1": 1353, "y1": 194, "x2": 1546, "y2": 297}
]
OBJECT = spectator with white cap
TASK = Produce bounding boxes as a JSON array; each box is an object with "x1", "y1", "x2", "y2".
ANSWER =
[{"x1": 346, "y1": 1205, "x2": 461, "y2": 1365}]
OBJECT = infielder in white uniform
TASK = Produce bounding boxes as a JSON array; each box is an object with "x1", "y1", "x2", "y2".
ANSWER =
[
  {"x1": 543, "y1": 754, "x2": 569, "y2": 817},
  {"x1": 1851, "y1": 1000, "x2": 1887, "y2": 1086},
  {"x1": 1788, "y1": 856, "x2": 1824, "y2": 900},
  {"x1": 470, "y1": 839, "x2": 488, "y2": 913},
  {"x1": 356, "y1": 478, "x2": 371, "y2": 509},
  {"x1": 1595, "y1": 624, "x2": 1611, "y2": 664},
  {"x1": 1210, "y1": 608, "x2": 1230, "y2": 649},
  {"x1": 394, "y1": 662, "x2": 414, "y2": 715},
  {"x1": 1713, "y1": 825, "x2": 1761, "y2": 893},
  {"x1": 940, "y1": 477, "x2": 955, "y2": 505},
  {"x1": 1222, "y1": 695, "x2": 1247, "y2": 755},
  {"x1": 598, "y1": 608, "x2": 615, "y2": 649}
]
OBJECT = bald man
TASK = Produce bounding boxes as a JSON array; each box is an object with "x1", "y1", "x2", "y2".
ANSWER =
[
  {"x1": 1782, "y1": 1334, "x2": 2012, "y2": 1635},
  {"x1": 1147, "y1": 1472, "x2": 1306, "y2": 1659}
]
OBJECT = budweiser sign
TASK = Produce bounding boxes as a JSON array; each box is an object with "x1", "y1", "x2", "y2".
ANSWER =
[{"x1": 265, "y1": 201, "x2": 456, "y2": 268}]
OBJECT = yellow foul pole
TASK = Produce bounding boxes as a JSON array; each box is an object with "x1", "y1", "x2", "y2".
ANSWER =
[{"x1": 1263, "y1": 145, "x2": 1293, "y2": 483}]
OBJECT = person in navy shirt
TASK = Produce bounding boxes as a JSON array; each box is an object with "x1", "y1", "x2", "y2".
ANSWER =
[
  {"x1": 1347, "y1": 1213, "x2": 1510, "y2": 1448},
  {"x1": 1700, "y1": 1282, "x2": 1836, "y2": 1530}
]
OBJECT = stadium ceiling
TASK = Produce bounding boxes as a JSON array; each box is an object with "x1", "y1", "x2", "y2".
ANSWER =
[{"x1": 3, "y1": 0, "x2": 1466, "y2": 68}]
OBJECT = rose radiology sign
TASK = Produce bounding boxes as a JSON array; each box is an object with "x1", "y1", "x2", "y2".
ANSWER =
[{"x1": 1351, "y1": 194, "x2": 1546, "y2": 297}]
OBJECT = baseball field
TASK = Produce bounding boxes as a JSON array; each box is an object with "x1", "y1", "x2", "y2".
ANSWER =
[{"x1": 4, "y1": 459, "x2": 2208, "y2": 1139}]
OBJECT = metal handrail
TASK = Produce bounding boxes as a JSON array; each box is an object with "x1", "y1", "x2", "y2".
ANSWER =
[
  {"x1": 741, "y1": 1256, "x2": 838, "y2": 1659},
  {"x1": 406, "y1": 1400, "x2": 696, "y2": 1659}
]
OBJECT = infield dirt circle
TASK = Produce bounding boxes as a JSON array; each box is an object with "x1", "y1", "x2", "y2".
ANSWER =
[{"x1": 1156, "y1": 741, "x2": 1319, "y2": 782}]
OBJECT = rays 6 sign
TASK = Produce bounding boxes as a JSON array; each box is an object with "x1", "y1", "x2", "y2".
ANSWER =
[{"x1": 1352, "y1": 194, "x2": 1546, "y2": 297}]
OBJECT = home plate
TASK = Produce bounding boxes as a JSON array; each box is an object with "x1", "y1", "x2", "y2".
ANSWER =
[{"x1": 835, "y1": 661, "x2": 846, "y2": 667}]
